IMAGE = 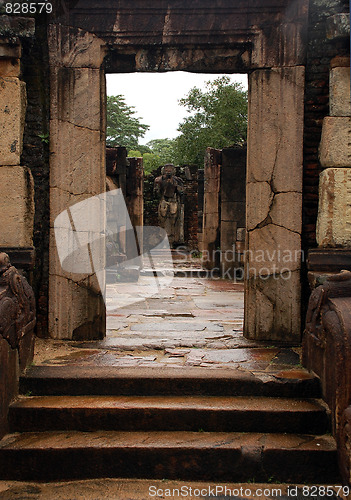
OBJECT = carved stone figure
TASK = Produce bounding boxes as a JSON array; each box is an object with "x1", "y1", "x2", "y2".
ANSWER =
[
  {"x1": 0, "y1": 253, "x2": 36, "y2": 349},
  {"x1": 304, "y1": 269, "x2": 351, "y2": 484},
  {"x1": 154, "y1": 164, "x2": 185, "y2": 247}
]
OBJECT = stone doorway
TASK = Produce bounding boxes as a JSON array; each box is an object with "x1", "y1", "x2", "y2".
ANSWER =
[{"x1": 48, "y1": 1, "x2": 307, "y2": 343}]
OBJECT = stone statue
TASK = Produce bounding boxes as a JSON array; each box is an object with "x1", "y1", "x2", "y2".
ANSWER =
[
  {"x1": 154, "y1": 164, "x2": 185, "y2": 247},
  {"x1": 0, "y1": 253, "x2": 36, "y2": 349}
]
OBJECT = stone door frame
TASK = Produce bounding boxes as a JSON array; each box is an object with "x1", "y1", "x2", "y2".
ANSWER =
[{"x1": 48, "y1": 1, "x2": 307, "y2": 341}]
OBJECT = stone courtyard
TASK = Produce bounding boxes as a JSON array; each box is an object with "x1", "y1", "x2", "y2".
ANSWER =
[{"x1": 33, "y1": 267, "x2": 303, "y2": 376}]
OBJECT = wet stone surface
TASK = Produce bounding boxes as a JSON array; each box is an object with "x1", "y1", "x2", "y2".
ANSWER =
[{"x1": 34, "y1": 276, "x2": 303, "y2": 376}]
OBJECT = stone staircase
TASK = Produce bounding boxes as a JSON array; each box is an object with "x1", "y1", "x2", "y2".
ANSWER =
[{"x1": 0, "y1": 366, "x2": 340, "y2": 483}]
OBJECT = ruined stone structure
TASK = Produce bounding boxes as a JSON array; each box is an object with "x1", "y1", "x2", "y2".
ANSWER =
[
  {"x1": 0, "y1": 0, "x2": 347, "y2": 342},
  {"x1": 35, "y1": 0, "x2": 314, "y2": 344},
  {"x1": 201, "y1": 146, "x2": 247, "y2": 278},
  {"x1": 106, "y1": 147, "x2": 144, "y2": 278},
  {"x1": 0, "y1": 0, "x2": 351, "y2": 482}
]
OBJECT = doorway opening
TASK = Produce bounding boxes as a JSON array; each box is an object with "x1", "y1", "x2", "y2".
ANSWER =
[{"x1": 101, "y1": 70, "x2": 285, "y2": 371}]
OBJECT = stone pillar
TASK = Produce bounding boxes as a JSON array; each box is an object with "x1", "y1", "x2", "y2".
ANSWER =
[
  {"x1": 201, "y1": 148, "x2": 221, "y2": 270},
  {"x1": 316, "y1": 56, "x2": 351, "y2": 248},
  {"x1": 245, "y1": 67, "x2": 304, "y2": 342},
  {"x1": 48, "y1": 25, "x2": 107, "y2": 339},
  {"x1": 126, "y1": 157, "x2": 144, "y2": 260},
  {"x1": 220, "y1": 146, "x2": 246, "y2": 279}
]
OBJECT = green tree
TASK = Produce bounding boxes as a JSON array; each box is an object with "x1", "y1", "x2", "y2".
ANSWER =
[
  {"x1": 127, "y1": 150, "x2": 162, "y2": 175},
  {"x1": 146, "y1": 138, "x2": 176, "y2": 164},
  {"x1": 174, "y1": 77, "x2": 247, "y2": 167},
  {"x1": 142, "y1": 152, "x2": 163, "y2": 175},
  {"x1": 106, "y1": 95, "x2": 149, "y2": 149}
]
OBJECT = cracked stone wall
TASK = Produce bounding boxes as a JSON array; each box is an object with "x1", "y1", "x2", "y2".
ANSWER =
[
  {"x1": 245, "y1": 67, "x2": 304, "y2": 342},
  {"x1": 0, "y1": 38, "x2": 34, "y2": 248},
  {"x1": 302, "y1": 0, "x2": 349, "y2": 248},
  {"x1": 316, "y1": 56, "x2": 351, "y2": 247},
  {"x1": 48, "y1": 25, "x2": 107, "y2": 339}
]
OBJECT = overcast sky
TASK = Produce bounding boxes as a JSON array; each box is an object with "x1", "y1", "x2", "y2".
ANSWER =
[{"x1": 106, "y1": 72, "x2": 248, "y2": 145}]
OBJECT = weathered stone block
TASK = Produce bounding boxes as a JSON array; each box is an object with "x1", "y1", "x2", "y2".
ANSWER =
[
  {"x1": 203, "y1": 212, "x2": 219, "y2": 231},
  {"x1": 0, "y1": 39, "x2": 21, "y2": 59},
  {"x1": 50, "y1": 120, "x2": 105, "y2": 200},
  {"x1": 0, "y1": 59, "x2": 20, "y2": 77},
  {"x1": 0, "y1": 77, "x2": 26, "y2": 165},
  {"x1": 237, "y1": 227, "x2": 246, "y2": 242},
  {"x1": 319, "y1": 117, "x2": 351, "y2": 168},
  {"x1": 316, "y1": 168, "x2": 351, "y2": 247},
  {"x1": 245, "y1": 270, "x2": 301, "y2": 342},
  {"x1": 331, "y1": 56, "x2": 350, "y2": 69},
  {"x1": 330, "y1": 67, "x2": 351, "y2": 117},
  {"x1": 50, "y1": 67, "x2": 103, "y2": 129},
  {"x1": 270, "y1": 192, "x2": 302, "y2": 234},
  {"x1": 48, "y1": 24, "x2": 106, "y2": 69},
  {"x1": 247, "y1": 182, "x2": 273, "y2": 231},
  {"x1": 0, "y1": 166, "x2": 34, "y2": 246},
  {"x1": 248, "y1": 67, "x2": 304, "y2": 192},
  {"x1": 248, "y1": 225, "x2": 301, "y2": 275},
  {"x1": 220, "y1": 220, "x2": 237, "y2": 251},
  {"x1": 49, "y1": 273, "x2": 105, "y2": 340},
  {"x1": 221, "y1": 201, "x2": 245, "y2": 224}
]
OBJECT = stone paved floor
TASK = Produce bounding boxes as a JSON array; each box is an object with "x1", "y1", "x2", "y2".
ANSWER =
[{"x1": 34, "y1": 274, "x2": 303, "y2": 376}]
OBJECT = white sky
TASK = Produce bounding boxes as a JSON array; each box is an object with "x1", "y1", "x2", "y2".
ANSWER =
[{"x1": 106, "y1": 72, "x2": 248, "y2": 145}]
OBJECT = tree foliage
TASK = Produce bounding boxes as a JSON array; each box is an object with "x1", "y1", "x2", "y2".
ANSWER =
[
  {"x1": 127, "y1": 139, "x2": 178, "y2": 176},
  {"x1": 127, "y1": 149, "x2": 162, "y2": 176},
  {"x1": 174, "y1": 77, "x2": 248, "y2": 167},
  {"x1": 106, "y1": 95, "x2": 149, "y2": 149},
  {"x1": 146, "y1": 138, "x2": 176, "y2": 164}
]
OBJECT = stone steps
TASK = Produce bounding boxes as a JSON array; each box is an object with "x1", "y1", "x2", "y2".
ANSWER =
[
  {"x1": 19, "y1": 366, "x2": 321, "y2": 398},
  {"x1": 0, "y1": 430, "x2": 338, "y2": 483},
  {"x1": 0, "y1": 365, "x2": 340, "y2": 483},
  {"x1": 9, "y1": 395, "x2": 329, "y2": 434}
]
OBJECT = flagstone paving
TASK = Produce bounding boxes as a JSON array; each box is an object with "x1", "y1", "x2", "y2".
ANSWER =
[{"x1": 33, "y1": 275, "x2": 303, "y2": 376}]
